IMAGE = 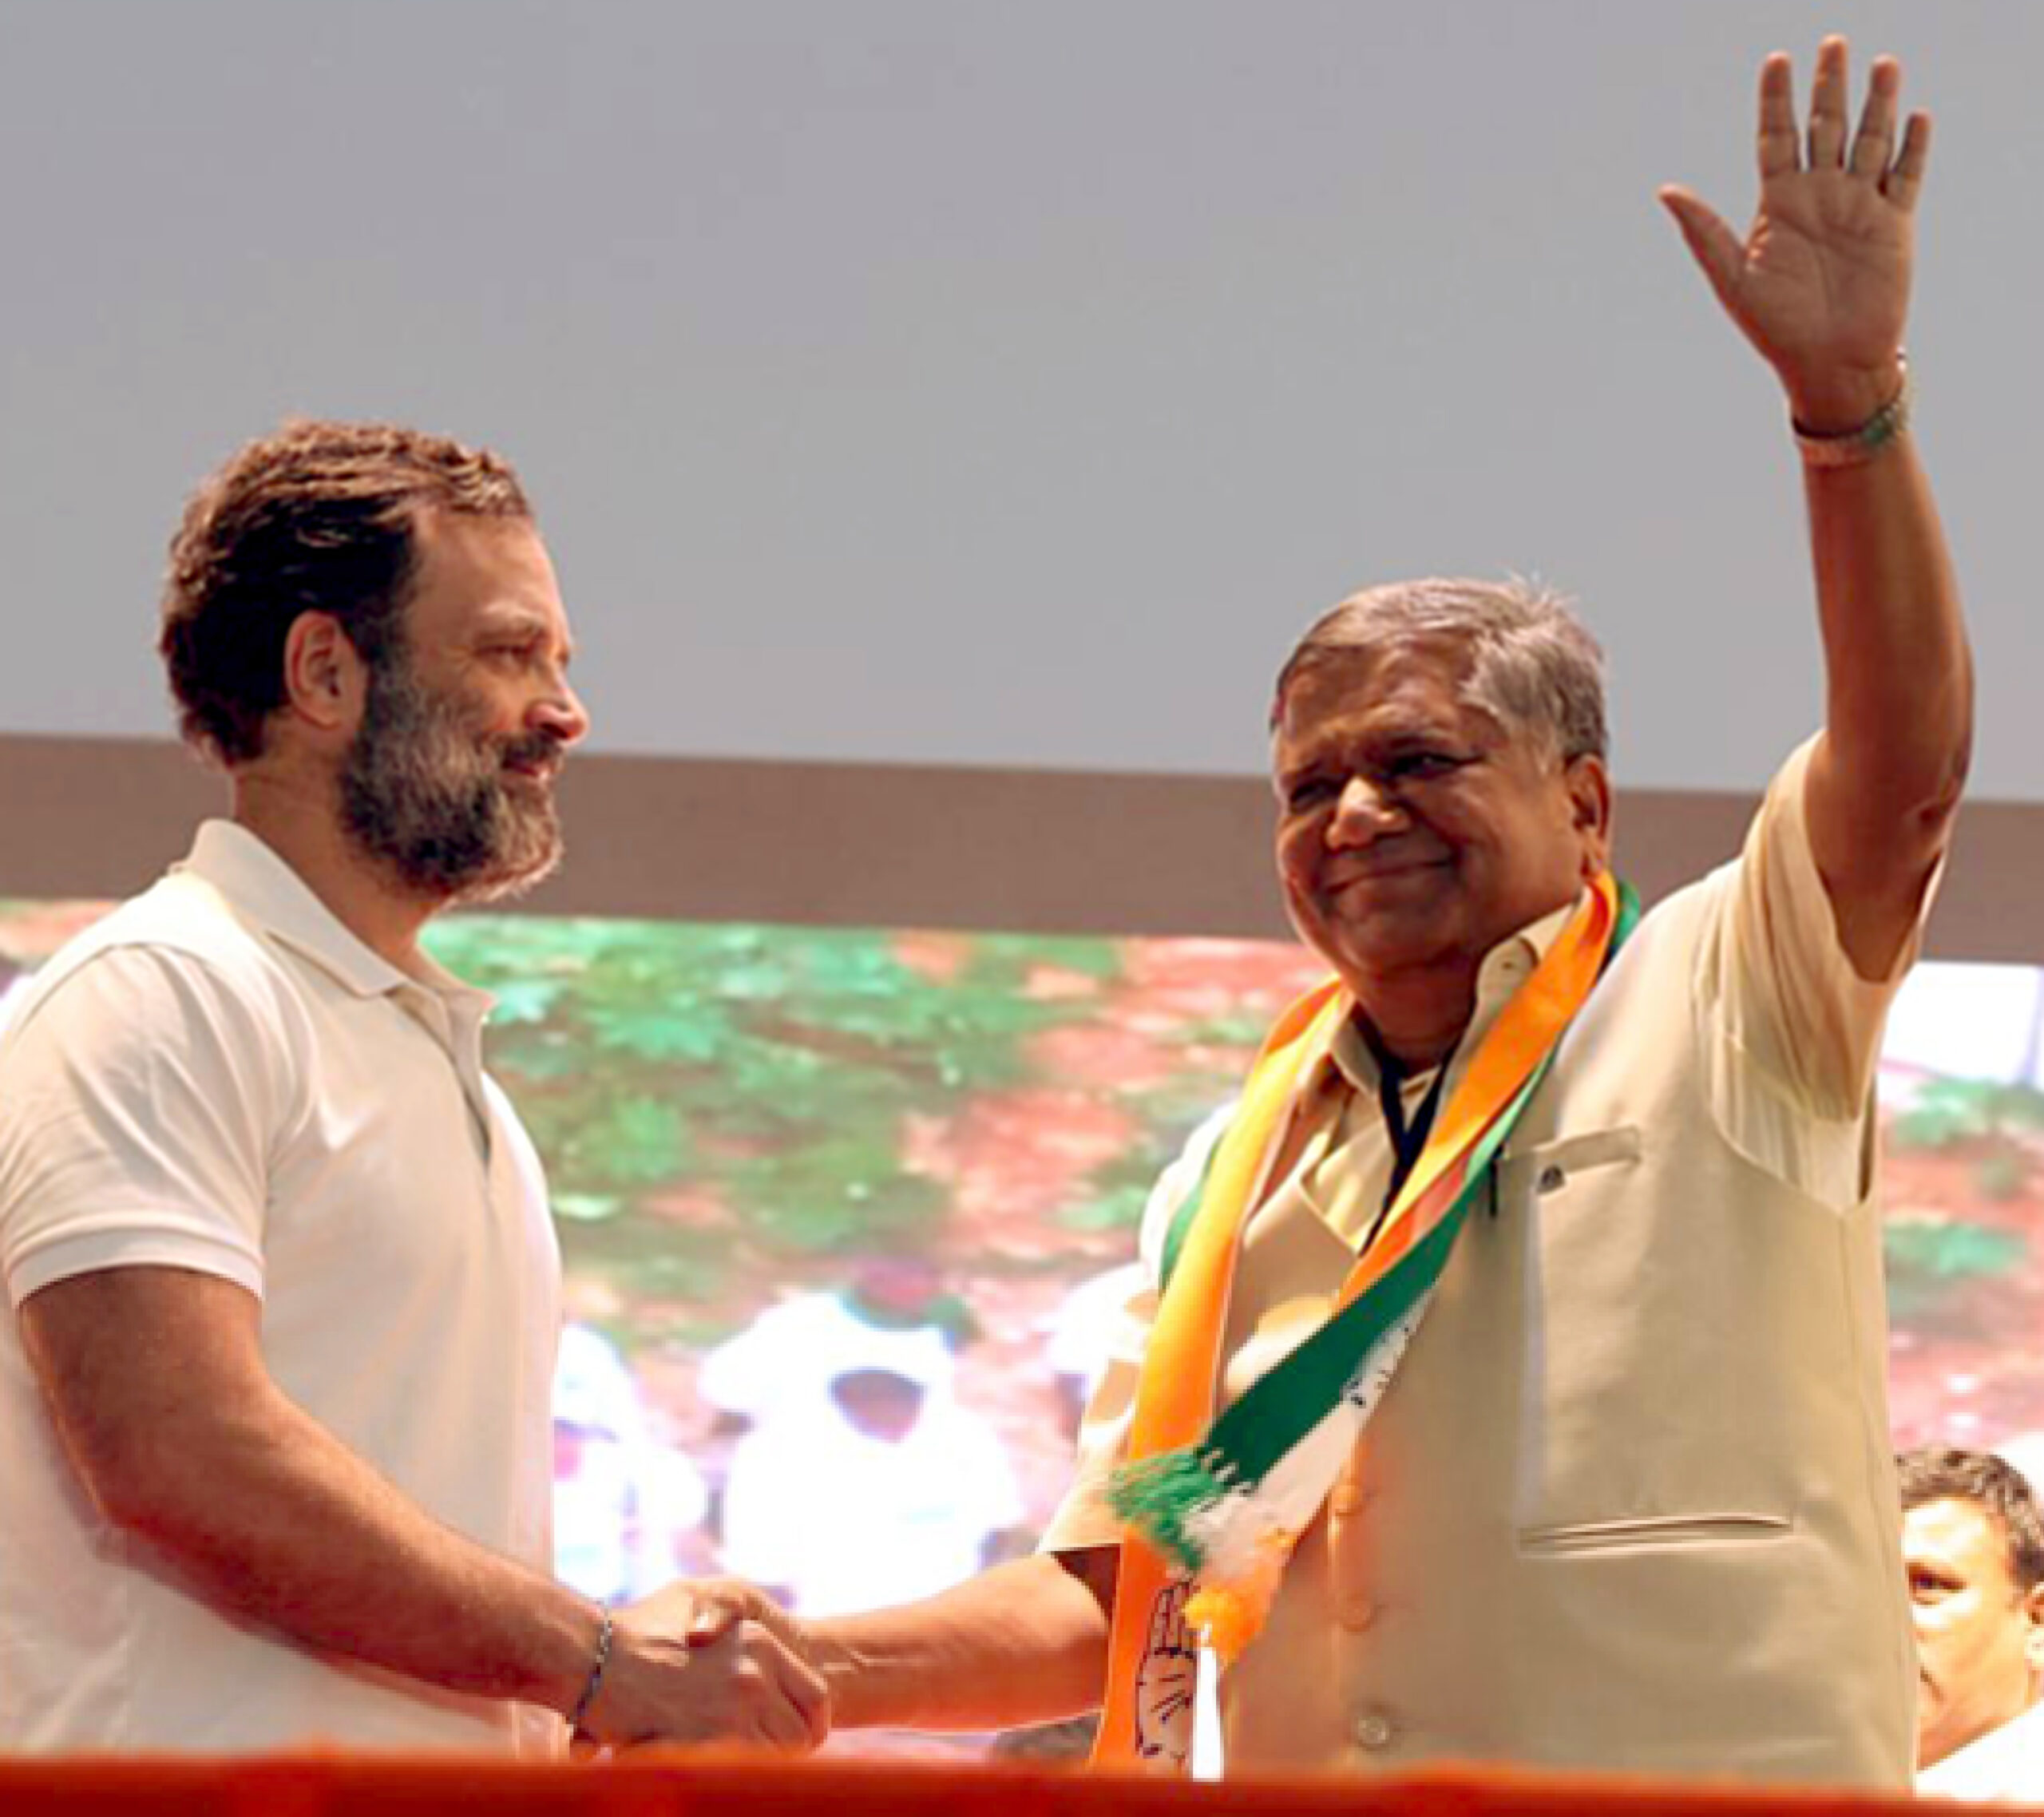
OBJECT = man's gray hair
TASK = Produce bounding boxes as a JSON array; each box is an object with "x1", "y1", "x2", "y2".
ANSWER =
[{"x1": 1271, "y1": 576, "x2": 1609, "y2": 763}]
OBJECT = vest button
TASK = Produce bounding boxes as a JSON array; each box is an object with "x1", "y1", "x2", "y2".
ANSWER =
[
  {"x1": 1337, "y1": 1593, "x2": 1377, "y2": 1631},
  {"x1": 1353, "y1": 1707, "x2": 1396, "y2": 1751},
  {"x1": 1329, "y1": 1482, "x2": 1366, "y2": 1518},
  {"x1": 1536, "y1": 1162, "x2": 1567, "y2": 1194}
]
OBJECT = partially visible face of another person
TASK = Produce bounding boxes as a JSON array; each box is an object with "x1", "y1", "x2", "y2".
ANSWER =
[
  {"x1": 1271, "y1": 637, "x2": 1607, "y2": 1001},
  {"x1": 1907, "y1": 1495, "x2": 2044, "y2": 1770},
  {"x1": 341, "y1": 511, "x2": 588, "y2": 905},
  {"x1": 830, "y1": 1370, "x2": 928, "y2": 1446}
]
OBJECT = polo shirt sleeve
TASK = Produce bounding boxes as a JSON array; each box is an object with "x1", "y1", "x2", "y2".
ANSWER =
[
  {"x1": 1036, "y1": 1106, "x2": 1229, "y2": 1555},
  {"x1": 1693, "y1": 733, "x2": 1935, "y2": 1206},
  {"x1": 0, "y1": 945, "x2": 282, "y2": 1306}
]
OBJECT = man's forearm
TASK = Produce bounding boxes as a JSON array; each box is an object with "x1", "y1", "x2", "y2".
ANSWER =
[
  {"x1": 121, "y1": 1386, "x2": 834, "y2": 1746},
  {"x1": 1804, "y1": 426, "x2": 1971, "y2": 821},
  {"x1": 26, "y1": 1270, "x2": 599, "y2": 1721},
  {"x1": 805, "y1": 1552, "x2": 1112, "y2": 1732},
  {"x1": 100, "y1": 1381, "x2": 598, "y2": 1715},
  {"x1": 1798, "y1": 417, "x2": 1972, "y2": 980}
]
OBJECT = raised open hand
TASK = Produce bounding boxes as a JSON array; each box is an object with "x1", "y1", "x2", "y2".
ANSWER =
[{"x1": 1660, "y1": 38, "x2": 1927, "y2": 428}]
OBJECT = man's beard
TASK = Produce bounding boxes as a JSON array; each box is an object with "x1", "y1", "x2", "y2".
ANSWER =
[{"x1": 339, "y1": 659, "x2": 567, "y2": 906}]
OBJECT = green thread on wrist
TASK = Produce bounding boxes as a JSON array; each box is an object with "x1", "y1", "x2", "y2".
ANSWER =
[{"x1": 1793, "y1": 355, "x2": 1913, "y2": 468}]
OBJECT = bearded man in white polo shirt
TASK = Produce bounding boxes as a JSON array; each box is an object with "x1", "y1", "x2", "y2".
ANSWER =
[
  {"x1": 0, "y1": 422, "x2": 826, "y2": 1754},
  {"x1": 711, "y1": 38, "x2": 1971, "y2": 1791}
]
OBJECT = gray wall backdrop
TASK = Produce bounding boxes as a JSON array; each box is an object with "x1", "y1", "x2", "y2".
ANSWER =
[{"x1": 3, "y1": 1, "x2": 2037, "y2": 799}]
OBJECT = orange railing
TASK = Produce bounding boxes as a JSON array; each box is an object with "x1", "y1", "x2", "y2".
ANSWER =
[{"x1": 0, "y1": 1755, "x2": 1968, "y2": 1817}]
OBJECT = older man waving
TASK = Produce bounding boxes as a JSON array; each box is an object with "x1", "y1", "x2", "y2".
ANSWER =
[{"x1": 719, "y1": 38, "x2": 1969, "y2": 1790}]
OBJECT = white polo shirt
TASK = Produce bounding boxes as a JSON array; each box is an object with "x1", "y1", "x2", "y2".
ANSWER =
[
  {"x1": 0, "y1": 821, "x2": 564, "y2": 1754},
  {"x1": 1919, "y1": 1700, "x2": 2044, "y2": 1801}
]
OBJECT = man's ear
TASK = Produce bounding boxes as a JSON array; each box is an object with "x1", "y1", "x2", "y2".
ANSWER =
[
  {"x1": 279, "y1": 612, "x2": 367, "y2": 735},
  {"x1": 2022, "y1": 1581, "x2": 2044, "y2": 1673},
  {"x1": 1565, "y1": 753, "x2": 1614, "y2": 878}
]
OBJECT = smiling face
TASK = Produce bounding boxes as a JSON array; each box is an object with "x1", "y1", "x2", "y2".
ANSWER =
[
  {"x1": 1273, "y1": 638, "x2": 1610, "y2": 1011},
  {"x1": 339, "y1": 511, "x2": 589, "y2": 904},
  {"x1": 1907, "y1": 1496, "x2": 2044, "y2": 1770}
]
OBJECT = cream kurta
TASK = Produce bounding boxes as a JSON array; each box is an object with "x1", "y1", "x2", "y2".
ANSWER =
[{"x1": 1046, "y1": 738, "x2": 1920, "y2": 1788}]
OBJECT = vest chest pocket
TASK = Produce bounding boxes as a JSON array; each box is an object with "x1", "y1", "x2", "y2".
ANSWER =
[{"x1": 1496, "y1": 1125, "x2": 1642, "y2": 1213}]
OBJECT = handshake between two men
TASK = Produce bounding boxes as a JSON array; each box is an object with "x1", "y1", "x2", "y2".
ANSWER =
[
  {"x1": 581, "y1": 1551, "x2": 1118, "y2": 1752},
  {"x1": 572, "y1": 1579, "x2": 828, "y2": 1752}
]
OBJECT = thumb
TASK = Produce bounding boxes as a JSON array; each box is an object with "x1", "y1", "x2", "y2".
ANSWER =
[
  {"x1": 684, "y1": 1581, "x2": 753, "y2": 1646},
  {"x1": 1657, "y1": 185, "x2": 1745, "y2": 312}
]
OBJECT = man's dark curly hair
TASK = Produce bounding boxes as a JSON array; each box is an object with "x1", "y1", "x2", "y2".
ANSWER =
[
  {"x1": 1899, "y1": 1444, "x2": 2044, "y2": 1594},
  {"x1": 159, "y1": 419, "x2": 531, "y2": 764}
]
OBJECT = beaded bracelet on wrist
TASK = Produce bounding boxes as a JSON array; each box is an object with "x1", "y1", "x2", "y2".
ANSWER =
[{"x1": 568, "y1": 1606, "x2": 614, "y2": 1733}]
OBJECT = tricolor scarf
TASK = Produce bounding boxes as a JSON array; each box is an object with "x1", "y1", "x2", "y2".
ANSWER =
[{"x1": 1092, "y1": 873, "x2": 1638, "y2": 1769}]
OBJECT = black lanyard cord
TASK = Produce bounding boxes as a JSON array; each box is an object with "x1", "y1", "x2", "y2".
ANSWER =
[{"x1": 1357, "y1": 1018, "x2": 1460, "y2": 1237}]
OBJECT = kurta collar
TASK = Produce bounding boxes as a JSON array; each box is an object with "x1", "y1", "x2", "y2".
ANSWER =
[{"x1": 1325, "y1": 892, "x2": 1583, "y2": 1095}]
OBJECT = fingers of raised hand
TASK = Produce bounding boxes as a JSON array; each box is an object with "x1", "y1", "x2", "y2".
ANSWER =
[
  {"x1": 1760, "y1": 41, "x2": 1927, "y2": 208},
  {"x1": 1850, "y1": 53, "x2": 1931, "y2": 211},
  {"x1": 1848, "y1": 56, "x2": 1899, "y2": 178},
  {"x1": 1887, "y1": 113, "x2": 1932, "y2": 214},
  {"x1": 1756, "y1": 51, "x2": 1799, "y2": 180},
  {"x1": 1804, "y1": 36, "x2": 1852, "y2": 168}
]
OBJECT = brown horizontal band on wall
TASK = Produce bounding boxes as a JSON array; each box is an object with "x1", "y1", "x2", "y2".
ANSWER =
[{"x1": 0, "y1": 731, "x2": 2030, "y2": 960}]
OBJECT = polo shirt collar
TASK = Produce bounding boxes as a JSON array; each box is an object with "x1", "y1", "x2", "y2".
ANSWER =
[{"x1": 178, "y1": 819, "x2": 489, "y2": 1011}]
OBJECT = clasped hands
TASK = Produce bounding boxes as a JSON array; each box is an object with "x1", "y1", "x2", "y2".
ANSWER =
[{"x1": 572, "y1": 1577, "x2": 827, "y2": 1753}]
